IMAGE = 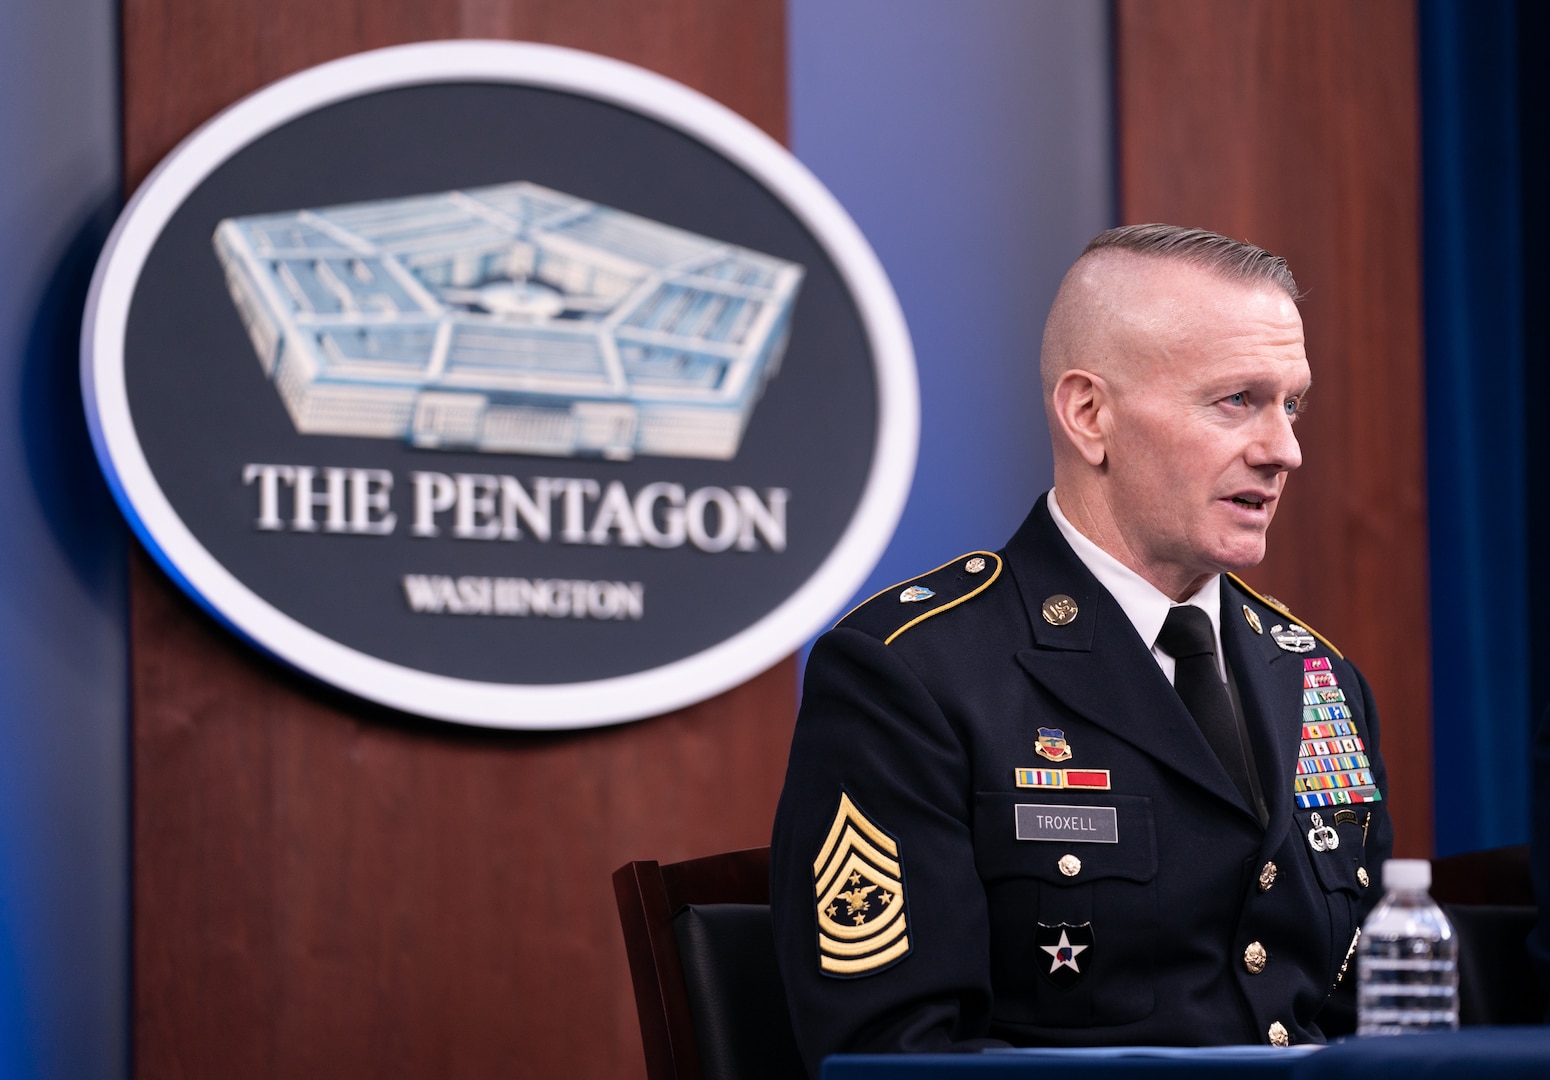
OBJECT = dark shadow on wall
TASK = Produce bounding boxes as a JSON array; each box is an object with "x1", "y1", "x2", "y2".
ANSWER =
[{"x1": 18, "y1": 194, "x2": 128, "y2": 603}]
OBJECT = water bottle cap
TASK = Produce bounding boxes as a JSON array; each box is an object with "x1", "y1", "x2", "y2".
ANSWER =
[{"x1": 1382, "y1": 858, "x2": 1431, "y2": 891}]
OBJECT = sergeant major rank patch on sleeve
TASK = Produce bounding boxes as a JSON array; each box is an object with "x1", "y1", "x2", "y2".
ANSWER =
[{"x1": 813, "y1": 792, "x2": 911, "y2": 977}]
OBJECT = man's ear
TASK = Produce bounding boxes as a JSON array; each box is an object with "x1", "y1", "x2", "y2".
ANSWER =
[{"x1": 1050, "y1": 368, "x2": 1109, "y2": 467}]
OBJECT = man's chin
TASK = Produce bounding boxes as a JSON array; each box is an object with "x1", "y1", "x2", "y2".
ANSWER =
[
  {"x1": 1215, "y1": 547, "x2": 1268, "y2": 575},
  {"x1": 1200, "y1": 534, "x2": 1269, "y2": 576}
]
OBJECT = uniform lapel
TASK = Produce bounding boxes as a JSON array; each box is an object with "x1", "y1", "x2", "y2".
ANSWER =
[
  {"x1": 1220, "y1": 586, "x2": 1306, "y2": 852},
  {"x1": 1006, "y1": 498, "x2": 1257, "y2": 821}
]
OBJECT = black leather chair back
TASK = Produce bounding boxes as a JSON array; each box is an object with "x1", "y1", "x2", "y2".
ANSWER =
[
  {"x1": 1444, "y1": 903, "x2": 1547, "y2": 1026},
  {"x1": 674, "y1": 904, "x2": 805, "y2": 1080}
]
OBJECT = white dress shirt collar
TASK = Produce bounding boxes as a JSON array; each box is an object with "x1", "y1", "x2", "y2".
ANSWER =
[{"x1": 1046, "y1": 488, "x2": 1226, "y2": 684}]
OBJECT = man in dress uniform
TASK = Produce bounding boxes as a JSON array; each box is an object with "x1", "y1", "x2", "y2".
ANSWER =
[{"x1": 770, "y1": 224, "x2": 1393, "y2": 1072}]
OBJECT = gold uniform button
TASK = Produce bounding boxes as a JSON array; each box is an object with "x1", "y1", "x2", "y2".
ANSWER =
[
  {"x1": 1268, "y1": 1020, "x2": 1290, "y2": 1047},
  {"x1": 1243, "y1": 941, "x2": 1268, "y2": 974},
  {"x1": 1057, "y1": 854, "x2": 1082, "y2": 877},
  {"x1": 1357, "y1": 866, "x2": 1370, "y2": 888},
  {"x1": 1258, "y1": 861, "x2": 1278, "y2": 891}
]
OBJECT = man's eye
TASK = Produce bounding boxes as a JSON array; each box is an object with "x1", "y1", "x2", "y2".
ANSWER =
[
  {"x1": 1227, "y1": 392, "x2": 1247, "y2": 406},
  {"x1": 1283, "y1": 397, "x2": 1300, "y2": 416}
]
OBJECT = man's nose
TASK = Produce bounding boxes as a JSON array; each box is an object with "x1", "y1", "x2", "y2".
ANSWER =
[{"x1": 1250, "y1": 409, "x2": 1303, "y2": 472}]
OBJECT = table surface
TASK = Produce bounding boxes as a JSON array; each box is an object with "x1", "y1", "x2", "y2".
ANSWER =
[{"x1": 821, "y1": 1027, "x2": 1550, "y2": 1080}]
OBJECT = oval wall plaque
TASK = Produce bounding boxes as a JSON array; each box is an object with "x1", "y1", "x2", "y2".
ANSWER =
[{"x1": 83, "y1": 41, "x2": 917, "y2": 729}]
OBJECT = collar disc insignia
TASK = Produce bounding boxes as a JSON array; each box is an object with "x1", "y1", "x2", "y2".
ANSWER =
[{"x1": 1041, "y1": 594, "x2": 1078, "y2": 625}]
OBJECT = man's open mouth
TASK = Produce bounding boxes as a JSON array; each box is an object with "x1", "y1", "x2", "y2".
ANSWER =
[{"x1": 1230, "y1": 495, "x2": 1266, "y2": 509}]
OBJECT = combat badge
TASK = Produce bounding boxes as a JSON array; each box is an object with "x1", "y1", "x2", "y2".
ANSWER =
[
  {"x1": 1035, "y1": 922, "x2": 1094, "y2": 988},
  {"x1": 1272, "y1": 624, "x2": 1317, "y2": 653},
  {"x1": 813, "y1": 792, "x2": 911, "y2": 977},
  {"x1": 1035, "y1": 727, "x2": 1073, "y2": 762}
]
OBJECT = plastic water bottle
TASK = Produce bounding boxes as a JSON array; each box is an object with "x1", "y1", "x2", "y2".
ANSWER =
[{"x1": 1356, "y1": 858, "x2": 1459, "y2": 1034}]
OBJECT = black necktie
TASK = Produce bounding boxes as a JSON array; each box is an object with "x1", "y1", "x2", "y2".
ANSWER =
[{"x1": 1155, "y1": 605, "x2": 1256, "y2": 808}]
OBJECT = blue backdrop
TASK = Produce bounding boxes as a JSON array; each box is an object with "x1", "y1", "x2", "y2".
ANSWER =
[
  {"x1": 0, "y1": 3, "x2": 127, "y2": 1078},
  {"x1": 788, "y1": 0, "x2": 1112, "y2": 614},
  {"x1": 1419, "y1": 0, "x2": 1533, "y2": 856}
]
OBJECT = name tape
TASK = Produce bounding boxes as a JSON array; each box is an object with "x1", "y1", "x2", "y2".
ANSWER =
[{"x1": 1014, "y1": 803, "x2": 1119, "y2": 844}]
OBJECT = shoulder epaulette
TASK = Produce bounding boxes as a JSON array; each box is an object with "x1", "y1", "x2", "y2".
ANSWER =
[
  {"x1": 839, "y1": 551, "x2": 1003, "y2": 645},
  {"x1": 1226, "y1": 573, "x2": 1344, "y2": 659}
]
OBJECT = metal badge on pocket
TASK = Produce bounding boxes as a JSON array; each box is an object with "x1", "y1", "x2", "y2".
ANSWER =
[{"x1": 1306, "y1": 811, "x2": 1340, "y2": 852}]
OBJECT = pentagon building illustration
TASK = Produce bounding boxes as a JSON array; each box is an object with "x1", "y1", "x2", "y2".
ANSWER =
[{"x1": 212, "y1": 182, "x2": 805, "y2": 461}]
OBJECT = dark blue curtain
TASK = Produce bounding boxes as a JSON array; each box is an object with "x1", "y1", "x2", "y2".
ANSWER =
[{"x1": 1420, "y1": 0, "x2": 1533, "y2": 855}]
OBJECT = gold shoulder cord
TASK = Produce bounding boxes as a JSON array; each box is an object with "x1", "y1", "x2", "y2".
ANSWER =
[
  {"x1": 884, "y1": 553, "x2": 1002, "y2": 645},
  {"x1": 835, "y1": 551, "x2": 1003, "y2": 644},
  {"x1": 1227, "y1": 573, "x2": 1344, "y2": 659}
]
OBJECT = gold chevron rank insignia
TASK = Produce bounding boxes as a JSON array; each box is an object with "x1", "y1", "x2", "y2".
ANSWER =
[{"x1": 813, "y1": 792, "x2": 911, "y2": 977}]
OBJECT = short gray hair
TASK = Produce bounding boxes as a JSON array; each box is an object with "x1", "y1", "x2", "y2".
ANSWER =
[{"x1": 1082, "y1": 223, "x2": 1302, "y2": 301}]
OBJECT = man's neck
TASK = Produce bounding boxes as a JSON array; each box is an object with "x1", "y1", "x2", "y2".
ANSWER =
[{"x1": 1048, "y1": 482, "x2": 1211, "y2": 602}]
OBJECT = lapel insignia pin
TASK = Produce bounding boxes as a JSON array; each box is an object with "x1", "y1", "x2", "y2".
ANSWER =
[
  {"x1": 965, "y1": 556, "x2": 986, "y2": 574},
  {"x1": 813, "y1": 793, "x2": 911, "y2": 977},
  {"x1": 1041, "y1": 594, "x2": 1078, "y2": 625},
  {"x1": 1035, "y1": 922, "x2": 1093, "y2": 988},
  {"x1": 1273, "y1": 624, "x2": 1316, "y2": 653},
  {"x1": 1306, "y1": 811, "x2": 1340, "y2": 852},
  {"x1": 1035, "y1": 727, "x2": 1073, "y2": 762},
  {"x1": 1242, "y1": 605, "x2": 1263, "y2": 634},
  {"x1": 899, "y1": 585, "x2": 935, "y2": 603}
]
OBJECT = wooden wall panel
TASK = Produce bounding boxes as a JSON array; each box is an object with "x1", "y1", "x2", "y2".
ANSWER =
[
  {"x1": 1116, "y1": 0, "x2": 1431, "y2": 855},
  {"x1": 123, "y1": 0, "x2": 786, "y2": 187},
  {"x1": 121, "y1": 3, "x2": 791, "y2": 1077}
]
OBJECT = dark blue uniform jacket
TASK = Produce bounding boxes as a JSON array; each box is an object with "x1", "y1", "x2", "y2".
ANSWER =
[{"x1": 771, "y1": 497, "x2": 1394, "y2": 1074}]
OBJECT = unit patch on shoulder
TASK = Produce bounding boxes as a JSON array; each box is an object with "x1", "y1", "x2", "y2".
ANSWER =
[
  {"x1": 812, "y1": 792, "x2": 911, "y2": 977},
  {"x1": 837, "y1": 551, "x2": 1003, "y2": 645}
]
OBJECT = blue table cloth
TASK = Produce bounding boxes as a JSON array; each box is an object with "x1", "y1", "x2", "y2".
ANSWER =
[{"x1": 822, "y1": 1027, "x2": 1550, "y2": 1080}]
